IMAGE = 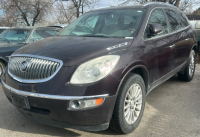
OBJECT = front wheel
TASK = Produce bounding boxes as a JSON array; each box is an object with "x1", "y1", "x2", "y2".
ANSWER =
[
  {"x1": 178, "y1": 50, "x2": 196, "y2": 82},
  {"x1": 110, "y1": 74, "x2": 146, "y2": 134},
  {"x1": 0, "y1": 61, "x2": 5, "y2": 78}
]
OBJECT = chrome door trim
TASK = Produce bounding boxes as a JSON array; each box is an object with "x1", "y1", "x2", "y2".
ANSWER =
[{"x1": 170, "y1": 44, "x2": 175, "y2": 48}]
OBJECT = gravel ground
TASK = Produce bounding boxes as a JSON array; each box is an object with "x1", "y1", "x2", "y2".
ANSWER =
[{"x1": 0, "y1": 65, "x2": 200, "y2": 137}]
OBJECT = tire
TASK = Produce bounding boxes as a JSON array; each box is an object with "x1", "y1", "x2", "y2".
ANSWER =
[
  {"x1": 110, "y1": 73, "x2": 146, "y2": 134},
  {"x1": 178, "y1": 50, "x2": 196, "y2": 82},
  {"x1": 0, "y1": 61, "x2": 5, "y2": 78}
]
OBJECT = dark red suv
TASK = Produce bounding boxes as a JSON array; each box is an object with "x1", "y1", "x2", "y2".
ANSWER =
[{"x1": 1, "y1": 2, "x2": 197, "y2": 134}]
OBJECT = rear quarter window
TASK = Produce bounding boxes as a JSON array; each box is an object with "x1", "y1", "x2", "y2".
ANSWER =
[{"x1": 179, "y1": 12, "x2": 190, "y2": 27}]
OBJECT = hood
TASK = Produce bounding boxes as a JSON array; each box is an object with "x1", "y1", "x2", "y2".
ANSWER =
[{"x1": 13, "y1": 36, "x2": 133, "y2": 66}]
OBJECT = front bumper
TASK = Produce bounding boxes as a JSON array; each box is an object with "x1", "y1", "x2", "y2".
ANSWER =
[{"x1": 2, "y1": 80, "x2": 117, "y2": 131}]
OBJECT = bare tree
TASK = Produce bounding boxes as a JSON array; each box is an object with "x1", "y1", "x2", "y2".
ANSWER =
[
  {"x1": 54, "y1": 1, "x2": 76, "y2": 24},
  {"x1": 192, "y1": 7, "x2": 200, "y2": 15},
  {"x1": 54, "y1": 0, "x2": 99, "y2": 24},
  {"x1": 69, "y1": 0, "x2": 99, "y2": 17},
  {"x1": 117, "y1": 0, "x2": 200, "y2": 13},
  {"x1": 0, "y1": 0, "x2": 56, "y2": 26}
]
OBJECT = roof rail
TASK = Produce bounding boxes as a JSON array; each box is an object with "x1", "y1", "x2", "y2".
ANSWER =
[
  {"x1": 94, "y1": 6, "x2": 115, "y2": 10},
  {"x1": 143, "y1": 2, "x2": 178, "y2": 9}
]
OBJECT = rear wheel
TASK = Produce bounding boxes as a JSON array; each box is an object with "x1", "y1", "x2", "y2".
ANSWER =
[
  {"x1": 110, "y1": 74, "x2": 145, "y2": 134},
  {"x1": 178, "y1": 50, "x2": 195, "y2": 82}
]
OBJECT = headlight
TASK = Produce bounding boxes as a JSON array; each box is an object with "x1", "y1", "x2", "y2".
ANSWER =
[{"x1": 70, "y1": 55, "x2": 120, "y2": 84}]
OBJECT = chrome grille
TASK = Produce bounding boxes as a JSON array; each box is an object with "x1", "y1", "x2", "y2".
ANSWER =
[{"x1": 8, "y1": 55, "x2": 63, "y2": 83}]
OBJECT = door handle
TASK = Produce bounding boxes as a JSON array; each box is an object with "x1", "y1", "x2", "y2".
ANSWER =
[
  {"x1": 170, "y1": 44, "x2": 175, "y2": 48},
  {"x1": 185, "y1": 38, "x2": 189, "y2": 41}
]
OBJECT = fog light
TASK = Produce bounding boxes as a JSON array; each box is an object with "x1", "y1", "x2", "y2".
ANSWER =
[{"x1": 69, "y1": 98, "x2": 104, "y2": 110}]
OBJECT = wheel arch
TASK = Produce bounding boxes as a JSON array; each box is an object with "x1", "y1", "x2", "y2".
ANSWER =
[
  {"x1": 116, "y1": 64, "x2": 149, "y2": 95},
  {"x1": 0, "y1": 57, "x2": 8, "y2": 66},
  {"x1": 192, "y1": 43, "x2": 197, "y2": 54}
]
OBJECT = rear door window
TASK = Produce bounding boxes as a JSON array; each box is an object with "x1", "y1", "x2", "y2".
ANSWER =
[{"x1": 164, "y1": 9, "x2": 183, "y2": 31}]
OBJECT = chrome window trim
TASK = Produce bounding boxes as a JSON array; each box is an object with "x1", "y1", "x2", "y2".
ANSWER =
[
  {"x1": 1, "y1": 80, "x2": 109, "y2": 100},
  {"x1": 143, "y1": 7, "x2": 191, "y2": 41},
  {"x1": 8, "y1": 54, "x2": 63, "y2": 83}
]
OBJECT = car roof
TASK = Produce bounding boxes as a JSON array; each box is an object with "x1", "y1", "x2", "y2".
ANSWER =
[
  {"x1": 91, "y1": 5, "x2": 144, "y2": 12},
  {"x1": 35, "y1": 27, "x2": 61, "y2": 30},
  {"x1": 6, "y1": 27, "x2": 60, "y2": 31},
  {"x1": 90, "y1": 2, "x2": 179, "y2": 12},
  {"x1": 47, "y1": 24, "x2": 68, "y2": 28},
  {"x1": 7, "y1": 27, "x2": 32, "y2": 31},
  {"x1": 0, "y1": 27, "x2": 9, "y2": 29}
]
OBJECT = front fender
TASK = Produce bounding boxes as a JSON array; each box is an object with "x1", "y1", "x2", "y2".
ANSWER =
[{"x1": 115, "y1": 61, "x2": 149, "y2": 95}]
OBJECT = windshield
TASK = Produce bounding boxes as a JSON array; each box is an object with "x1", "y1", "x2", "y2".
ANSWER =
[
  {"x1": 29, "y1": 29, "x2": 60, "y2": 42},
  {"x1": 59, "y1": 9, "x2": 146, "y2": 38},
  {"x1": 0, "y1": 29, "x2": 31, "y2": 43}
]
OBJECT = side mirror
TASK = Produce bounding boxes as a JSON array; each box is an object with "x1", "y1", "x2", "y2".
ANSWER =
[{"x1": 148, "y1": 23, "x2": 163, "y2": 36}]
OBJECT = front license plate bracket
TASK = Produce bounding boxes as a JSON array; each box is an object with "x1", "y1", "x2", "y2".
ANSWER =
[{"x1": 11, "y1": 92, "x2": 30, "y2": 109}]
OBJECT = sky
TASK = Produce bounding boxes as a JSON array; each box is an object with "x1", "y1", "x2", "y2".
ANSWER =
[
  {"x1": 99, "y1": 0, "x2": 125, "y2": 7},
  {"x1": 99, "y1": 0, "x2": 110, "y2": 7},
  {"x1": 0, "y1": 0, "x2": 199, "y2": 15},
  {"x1": 98, "y1": 0, "x2": 200, "y2": 12},
  {"x1": 99, "y1": 0, "x2": 120, "y2": 7}
]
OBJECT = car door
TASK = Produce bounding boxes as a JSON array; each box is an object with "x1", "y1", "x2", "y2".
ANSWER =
[
  {"x1": 144, "y1": 8, "x2": 175, "y2": 82},
  {"x1": 164, "y1": 9, "x2": 191, "y2": 68},
  {"x1": 178, "y1": 12, "x2": 194, "y2": 61}
]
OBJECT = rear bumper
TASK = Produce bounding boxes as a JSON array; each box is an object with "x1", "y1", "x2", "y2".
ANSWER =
[{"x1": 2, "y1": 80, "x2": 117, "y2": 131}]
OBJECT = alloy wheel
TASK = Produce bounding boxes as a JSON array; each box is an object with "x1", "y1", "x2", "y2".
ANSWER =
[
  {"x1": 189, "y1": 53, "x2": 195, "y2": 77},
  {"x1": 124, "y1": 83, "x2": 142, "y2": 125},
  {"x1": 0, "y1": 65, "x2": 2, "y2": 77}
]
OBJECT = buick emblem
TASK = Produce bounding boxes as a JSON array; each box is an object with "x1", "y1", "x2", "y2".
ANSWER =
[{"x1": 20, "y1": 60, "x2": 30, "y2": 72}]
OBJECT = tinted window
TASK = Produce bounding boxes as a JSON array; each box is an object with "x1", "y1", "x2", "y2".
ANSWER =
[
  {"x1": 145, "y1": 9, "x2": 168, "y2": 38},
  {"x1": 29, "y1": 29, "x2": 58, "y2": 42},
  {"x1": 179, "y1": 12, "x2": 189, "y2": 27},
  {"x1": 164, "y1": 9, "x2": 182, "y2": 31},
  {"x1": 0, "y1": 29, "x2": 31, "y2": 43},
  {"x1": 124, "y1": 16, "x2": 134, "y2": 24},
  {"x1": 104, "y1": 14, "x2": 118, "y2": 27},
  {"x1": 59, "y1": 9, "x2": 146, "y2": 38}
]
